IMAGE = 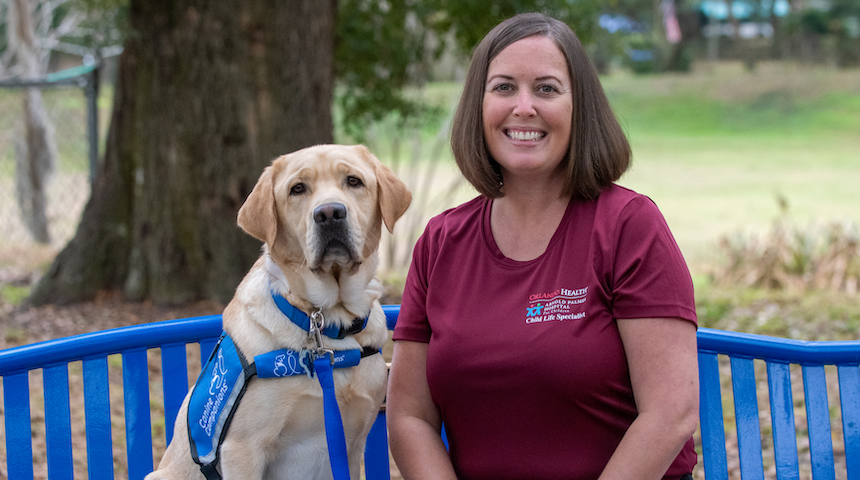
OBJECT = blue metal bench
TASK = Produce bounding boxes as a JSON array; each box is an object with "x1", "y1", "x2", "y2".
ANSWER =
[{"x1": 0, "y1": 305, "x2": 858, "y2": 479}]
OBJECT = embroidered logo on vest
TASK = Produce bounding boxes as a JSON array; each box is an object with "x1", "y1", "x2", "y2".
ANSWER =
[{"x1": 189, "y1": 335, "x2": 249, "y2": 467}]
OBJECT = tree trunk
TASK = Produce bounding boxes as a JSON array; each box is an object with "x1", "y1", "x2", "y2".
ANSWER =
[
  {"x1": 15, "y1": 88, "x2": 57, "y2": 244},
  {"x1": 29, "y1": 0, "x2": 335, "y2": 305},
  {"x1": 12, "y1": 0, "x2": 57, "y2": 244}
]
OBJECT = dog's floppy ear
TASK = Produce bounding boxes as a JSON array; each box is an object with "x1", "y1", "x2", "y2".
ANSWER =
[
  {"x1": 237, "y1": 162, "x2": 279, "y2": 245},
  {"x1": 360, "y1": 146, "x2": 411, "y2": 232}
]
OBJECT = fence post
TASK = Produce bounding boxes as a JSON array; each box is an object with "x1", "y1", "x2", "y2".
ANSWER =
[{"x1": 84, "y1": 55, "x2": 101, "y2": 182}]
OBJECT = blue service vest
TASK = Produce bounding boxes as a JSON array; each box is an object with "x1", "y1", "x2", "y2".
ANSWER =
[{"x1": 186, "y1": 333, "x2": 374, "y2": 479}]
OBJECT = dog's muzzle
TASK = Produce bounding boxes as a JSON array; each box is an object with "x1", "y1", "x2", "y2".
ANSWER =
[{"x1": 312, "y1": 202, "x2": 357, "y2": 268}]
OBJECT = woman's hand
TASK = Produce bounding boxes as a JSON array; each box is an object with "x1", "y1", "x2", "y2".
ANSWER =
[{"x1": 387, "y1": 340, "x2": 458, "y2": 480}]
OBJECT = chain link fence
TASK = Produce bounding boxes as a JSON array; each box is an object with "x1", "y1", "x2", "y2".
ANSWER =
[{"x1": 0, "y1": 66, "x2": 102, "y2": 278}]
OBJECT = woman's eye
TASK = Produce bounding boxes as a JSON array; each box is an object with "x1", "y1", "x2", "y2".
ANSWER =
[
  {"x1": 347, "y1": 176, "x2": 364, "y2": 188},
  {"x1": 493, "y1": 83, "x2": 513, "y2": 93},
  {"x1": 290, "y1": 183, "x2": 306, "y2": 195},
  {"x1": 538, "y1": 84, "x2": 558, "y2": 94}
]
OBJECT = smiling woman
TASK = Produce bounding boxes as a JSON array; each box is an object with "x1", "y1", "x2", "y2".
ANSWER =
[{"x1": 387, "y1": 12, "x2": 699, "y2": 480}]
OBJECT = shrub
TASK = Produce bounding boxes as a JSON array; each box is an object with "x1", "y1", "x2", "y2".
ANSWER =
[{"x1": 714, "y1": 203, "x2": 859, "y2": 295}]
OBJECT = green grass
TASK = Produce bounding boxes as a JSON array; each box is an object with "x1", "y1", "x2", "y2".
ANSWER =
[
  {"x1": 605, "y1": 81, "x2": 860, "y2": 139},
  {"x1": 0, "y1": 283, "x2": 30, "y2": 306},
  {"x1": 600, "y1": 62, "x2": 860, "y2": 273}
]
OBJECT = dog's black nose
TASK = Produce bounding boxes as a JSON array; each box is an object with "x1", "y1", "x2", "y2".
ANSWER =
[{"x1": 313, "y1": 203, "x2": 347, "y2": 225}]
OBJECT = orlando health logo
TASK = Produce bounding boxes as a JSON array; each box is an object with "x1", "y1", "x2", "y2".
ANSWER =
[{"x1": 525, "y1": 287, "x2": 588, "y2": 324}]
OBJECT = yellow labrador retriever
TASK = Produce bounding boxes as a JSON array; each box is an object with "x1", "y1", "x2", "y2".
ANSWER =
[{"x1": 147, "y1": 144, "x2": 411, "y2": 479}]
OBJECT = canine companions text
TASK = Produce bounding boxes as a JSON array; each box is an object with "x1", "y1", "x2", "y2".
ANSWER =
[{"x1": 146, "y1": 144, "x2": 411, "y2": 479}]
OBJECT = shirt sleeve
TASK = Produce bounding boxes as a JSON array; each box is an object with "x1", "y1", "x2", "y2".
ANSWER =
[
  {"x1": 392, "y1": 218, "x2": 437, "y2": 343},
  {"x1": 609, "y1": 196, "x2": 697, "y2": 325}
]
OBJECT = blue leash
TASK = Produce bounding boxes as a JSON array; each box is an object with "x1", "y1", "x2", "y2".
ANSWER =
[
  {"x1": 314, "y1": 353, "x2": 352, "y2": 480},
  {"x1": 267, "y1": 289, "x2": 371, "y2": 479}
]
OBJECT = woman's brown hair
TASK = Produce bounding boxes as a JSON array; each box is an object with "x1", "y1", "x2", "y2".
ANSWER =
[{"x1": 450, "y1": 12, "x2": 631, "y2": 200}]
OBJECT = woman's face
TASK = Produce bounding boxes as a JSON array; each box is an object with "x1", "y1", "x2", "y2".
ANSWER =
[{"x1": 482, "y1": 35, "x2": 573, "y2": 184}]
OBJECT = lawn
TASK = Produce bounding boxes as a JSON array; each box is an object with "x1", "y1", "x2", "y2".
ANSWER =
[
  {"x1": 604, "y1": 62, "x2": 860, "y2": 273},
  {"x1": 375, "y1": 61, "x2": 860, "y2": 278}
]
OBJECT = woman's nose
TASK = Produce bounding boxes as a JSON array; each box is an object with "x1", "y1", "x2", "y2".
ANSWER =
[{"x1": 512, "y1": 90, "x2": 536, "y2": 117}]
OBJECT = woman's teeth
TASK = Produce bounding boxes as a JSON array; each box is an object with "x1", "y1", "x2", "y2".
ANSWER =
[{"x1": 507, "y1": 130, "x2": 544, "y2": 141}]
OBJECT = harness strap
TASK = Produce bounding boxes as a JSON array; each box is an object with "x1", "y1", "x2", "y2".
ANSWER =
[
  {"x1": 253, "y1": 347, "x2": 378, "y2": 379},
  {"x1": 199, "y1": 463, "x2": 221, "y2": 480}
]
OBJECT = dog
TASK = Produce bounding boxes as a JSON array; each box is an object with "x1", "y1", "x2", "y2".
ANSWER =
[{"x1": 146, "y1": 144, "x2": 411, "y2": 479}]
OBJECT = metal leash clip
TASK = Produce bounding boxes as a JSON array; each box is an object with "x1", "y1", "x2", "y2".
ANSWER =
[
  {"x1": 309, "y1": 309, "x2": 325, "y2": 348},
  {"x1": 309, "y1": 309, "x2": 335, "y2": 365}
]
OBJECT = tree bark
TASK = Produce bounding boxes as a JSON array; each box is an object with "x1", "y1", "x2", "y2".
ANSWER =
[
  {"x1": 12, "y1": 0, "x2": 57, "y2": 244},
  {"x1": 29, "y1": 0, "x2": 335, "y2": 305}
]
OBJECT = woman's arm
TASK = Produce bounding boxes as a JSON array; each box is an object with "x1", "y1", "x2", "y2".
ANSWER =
[
  {"x1": 599, "y1": 318, "x2": 699, "y2": 480},
  {"x1": 387, "y1": 340, "x2": 458, "y2": 479}
]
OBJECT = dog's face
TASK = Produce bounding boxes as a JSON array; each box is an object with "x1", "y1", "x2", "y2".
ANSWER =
[{"x1": 238, "y1": 145, "x2": 411, "y2": 273}]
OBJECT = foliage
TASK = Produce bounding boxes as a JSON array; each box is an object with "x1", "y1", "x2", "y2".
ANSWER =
[
  {"x1": 426, "y1": 0, "x2": 601, "y2": 56},
  {"x1": 64, "y1": 0, "x2": 128, "y2": 52},
  {"x1": 334, "y1": 0, "x2": 604, "y2": 138},
  {"x1": 714, "y1": 196, "x2": 859, "y2": 296},
  {"x1": 0, "y1": 0, "x2": 124, "y2": 76},
  {"x1": 334, "y1": 0, "x2": 443, "y2": 140},
  {"x1": 696, "y1": 285, "x2": 860, "y2": 341}
]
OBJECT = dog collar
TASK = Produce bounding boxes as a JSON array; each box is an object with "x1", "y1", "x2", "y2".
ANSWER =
[{"x1": 270, "y1": 289, "x2": 369, "y2": 340}]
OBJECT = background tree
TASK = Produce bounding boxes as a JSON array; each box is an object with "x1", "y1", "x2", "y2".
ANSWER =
[
  {"x1": 29, "y1": 0, "x2": 335, "y2": 305},
  {"x1": 27, "y1": 0, "x2": 602, "y2": 306}
]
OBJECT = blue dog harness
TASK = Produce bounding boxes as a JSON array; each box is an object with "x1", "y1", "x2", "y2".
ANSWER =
[{"x1": 187, "y1": 295, "x2": 378, "y2": 480}]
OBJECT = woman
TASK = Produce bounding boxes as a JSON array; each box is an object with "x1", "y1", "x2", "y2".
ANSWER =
[{"x1": 387, "y1": 12, "x2": 699, "y2": 480}]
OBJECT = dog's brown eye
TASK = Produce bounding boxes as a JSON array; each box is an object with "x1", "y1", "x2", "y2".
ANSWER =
[
  {"x1": 346, "y1": 176, "x2": 363, "y2": 188},
  {"x1": 290, "y1": 183, "x2": 306, "y2": 195}
]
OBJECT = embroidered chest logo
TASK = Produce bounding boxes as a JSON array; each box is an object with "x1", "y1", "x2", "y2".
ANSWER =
[{"x1": 525, "y1": 287, "x2": 588, "y2": 324}]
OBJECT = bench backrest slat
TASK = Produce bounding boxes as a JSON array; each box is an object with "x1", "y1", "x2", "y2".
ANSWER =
[
  {"x1": 4, "y1": 371, "x2": 34, "y2": 478},
  {"x1": 364, "y1": 411, "x2": 391, "y2": 480},
  {"x1": 803, "y1": 365, "x2": 837, "y2": 480},
  {"x1": 698, "y1": 352, "x2": 729, "y2": 480},
  {"x1": 123, "y1": 348, "x2": 155, "y2": 479},
  {"x1": 44, "y1": 364, "x2": 74, "y2": 479},
  {"x1": 730, "y1": 357, "x2": 765, "y2": 480},
  {"x1": 200, "y1": 339, "x2": 218, "y2": 364},
  {"x1": 1, "y1": 311, "x2": 859, "y2": 479},
  {"x1": 160, "y1": 343, "x2": 191, "y2": 444},
  {"x1": 83, "y1": 355, "x2": 115, "y2": 479},
  {"x1": 766, "y1": 361, "x2": 800, "y2": 480},
  {"x1": 838, "y1": 365, "x2": 860, "y2": 479}
]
